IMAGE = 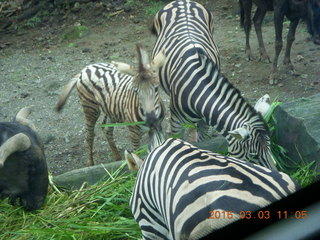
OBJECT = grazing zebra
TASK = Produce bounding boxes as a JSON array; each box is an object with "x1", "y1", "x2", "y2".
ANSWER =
[
  {"x1": 151, "y1": 0, "x2": 277, "y2": 169},
  {"x1": 126, "y1": 138, "x2": 300, "y2": 240},
  {"x1": 55, "y1": 44, "x2": 166, "y2": 166}
]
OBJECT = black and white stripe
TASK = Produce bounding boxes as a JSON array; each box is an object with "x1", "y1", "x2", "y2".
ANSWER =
[
  {"x1": 129, "y1": 138, "x2": 299, "y2": 240},
  {"x1": 151, "y1": 0, "x2": 276, "y2": 169},
  {"x1": 56, "y1": 45, "x2": 165, "y2": 166}
]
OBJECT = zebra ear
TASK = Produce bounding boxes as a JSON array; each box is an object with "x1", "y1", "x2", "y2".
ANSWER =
[
  {"x1": 151, "y1": 49, "x2": 166, "y2": 69},
  {"x1": 254, "y1": 94, "x2": 271, "y2": 117},
  {"x1": 228, "y1": 127, "x2": 250, "y2": 140},
  {"x1": 112, "y1": 61, "x2": 136, "y2": 76},
  {"x1": 136, "y1": 43, "x2": 150, "y2": 69},
  {"x1": 125, "y1": 150, "x2": 143, "y2": 171}
]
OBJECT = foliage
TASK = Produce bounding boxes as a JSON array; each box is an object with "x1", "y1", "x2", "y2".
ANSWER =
[
  {"x1": 23, "y1": 16, "x2": 41, "y2": 28},
  {"x1": 0, "y1": 164, "x2": 141, "y2": 240},
  {"x1": 263, "y1": 100, "x2": 320, "y2": 187},
  {"x1": 62, "y1": 24, "x2": 89, "y2": 41},
  {"x1": 100, "y1": 121, "x2": 145, "y2": 128},
  {"x1": 126, "y1": 0, "x2": 167, "y2": 16}
]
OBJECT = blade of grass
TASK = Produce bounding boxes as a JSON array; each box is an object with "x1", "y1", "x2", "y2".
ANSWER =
[{"x1": 100, "y1": 121, "x2": 145, "y2": 128}]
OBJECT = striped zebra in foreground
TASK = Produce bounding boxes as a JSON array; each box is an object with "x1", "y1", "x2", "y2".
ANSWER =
[
  {"x1": 55, "y1": 44, "x2": 166, "y2": 166},
  {"x1": 151, "y1": 0, "x2": 277, "y2": 169},
  {"x1": 126, "y1": 138, "x2": 300, "y2": 240}
]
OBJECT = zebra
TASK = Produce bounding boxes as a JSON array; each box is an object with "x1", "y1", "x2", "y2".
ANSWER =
[
  {"x1": 151, "y1": 0, "x2": 277, "y2": 169},
  {"x1": 125, "y1": 138, "x2": 300, "y2": 240},
  {"x1": 55, "y1": 44, "x2": 166, "y2": 166}
]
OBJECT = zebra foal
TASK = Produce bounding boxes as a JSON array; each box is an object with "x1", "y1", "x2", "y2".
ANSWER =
[
  {"x1": 125, "y1": 138, "x2": 299, "y2": 240},
  {"x1": 55, "y1": 44, "x2": 166, "y2": 166},
  {"x1": 151, "y1": 0, "x2": 277, "y2": 169}
]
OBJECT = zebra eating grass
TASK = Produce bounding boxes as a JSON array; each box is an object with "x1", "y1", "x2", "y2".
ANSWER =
[
  {"x1": 55, "y1": 44, "x2": 166, "y2": 166},
  {"x1": 125, "y1": 138, "x2": 300, "y2": 240},
  {"x1": 151, "y1": 0, "x2": 277, "y2": 170}
]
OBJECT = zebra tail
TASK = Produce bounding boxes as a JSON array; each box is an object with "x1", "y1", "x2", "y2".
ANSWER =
[{"x1": 55, "y1": 74, "x2": 79, "y2": 112}]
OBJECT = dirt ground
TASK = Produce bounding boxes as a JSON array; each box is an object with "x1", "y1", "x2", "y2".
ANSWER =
[{"x1": 1, "y1": 0, "x2": 320, "y2": 175}]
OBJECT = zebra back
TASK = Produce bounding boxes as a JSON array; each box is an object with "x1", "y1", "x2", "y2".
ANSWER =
[
  {"x1": 129, "y1": 138, "x2": 299, "y2": 240},
  {"x1": 152, "y1": 0, "x2": 220, "y2": 94},
  {"x1": 77, "y1": 63, "x2": 143, "y2": 123}
]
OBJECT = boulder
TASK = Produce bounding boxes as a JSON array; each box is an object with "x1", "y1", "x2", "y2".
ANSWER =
[
  {"x1": 53, "y1": 161, "x2": 129, "y2": 189},
  {"x1": 192, "y1": 135, "x2": 228, "y2": 154},
  {"x1": 273, "y1": 94, "x2": 320, "y2": 169}
]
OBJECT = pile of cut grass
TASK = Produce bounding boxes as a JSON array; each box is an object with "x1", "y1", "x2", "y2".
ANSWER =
[{"x1": 0, "y1": 163, "x2": 141, "y2": 240}]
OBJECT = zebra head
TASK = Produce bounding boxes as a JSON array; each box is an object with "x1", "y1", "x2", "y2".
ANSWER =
[
  {"x1": 113, "y1": 44, "x2": 166, "y2": 129},
  {"x1": 228, "y1": 95, "x2": 277, "y2": 170}
]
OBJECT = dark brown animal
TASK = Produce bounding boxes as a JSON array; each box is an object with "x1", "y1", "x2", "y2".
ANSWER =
[
  {"x1": 0, "y1": 107, "x2": 48, "y2": 211},
  {"x1": 239, "y1": 0, "x2": 320, "y2": 84}
]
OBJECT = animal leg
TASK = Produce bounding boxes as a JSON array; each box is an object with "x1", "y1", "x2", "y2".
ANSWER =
[
  {"x1": 284, "y1": 19, "x2": 299, "y2": 73},
  {"x1": 242, "y1": 0, "x2": 254, "y2": 61},
  {"x1": 81, "y1": 101, "x2": 100, "y2": 166},
  {"x1": 128, "y1": 125, "x2": 142, "y2": 151},
  {"x1": 165, "y1": 111, "x2": 172, "y2": 135},
  {"x1": 170, "y1": 110, "x2": 185, "y2": 139},
  {"x1": 253, "y1": 7, "x2": 270, "y2": 63},
  {"x1": 102, "y1": 117, "x2": 122, "y2": 161},
  {"x1": 270, "y1": 8, "x2": 285, "y2": 85},
  {"x1": 196, "y1": 120, "x2": 209, "y2": 142}
]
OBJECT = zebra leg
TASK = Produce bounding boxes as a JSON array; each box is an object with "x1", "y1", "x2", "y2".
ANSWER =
[
  {"x1": 196, "y1": 120, "x2": 209, "y2": 142},
  {"x1": 128, "y1": 125, "x2": 142, "y2": 150},
  {"x1": 170, "y1": 111, "x2": 184, "y2": 139},
  {"x1": 102, "y1": 117, "x2": 122, "y2": 161},
  {"x1": 165, "y1": 111, "x2": 172, "y2": 135},
  {"x1": 81, "y1": 102, "x2": 100, "y2": 166},
  {"x1": 189, "y1": 128, "x2": 198, "y2": 142}
]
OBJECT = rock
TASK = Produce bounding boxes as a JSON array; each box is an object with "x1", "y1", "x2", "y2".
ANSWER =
[
  {"x1": 273, "y1": 94, "x2": 320, "y2": 169},
  {"x1": 53, "y1": 161, "x2": 129, "y2": 189},
  {"x1": 44, "y1": 135, "x2": 55, "y2": 144},
  {"x1": 192, "y1": 135, "x2": 228, "y2": 154},
  {"x1": 82, "y1": 48, "x2": 91, "y2": 53},
  {"x1": 71, "y1": 2, "x2": 81, "y2": 12}
]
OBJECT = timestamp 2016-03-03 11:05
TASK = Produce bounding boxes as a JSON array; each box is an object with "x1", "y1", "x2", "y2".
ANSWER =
[{"x1": 208, "y1": 210, "x2": 308, "y2": 220}]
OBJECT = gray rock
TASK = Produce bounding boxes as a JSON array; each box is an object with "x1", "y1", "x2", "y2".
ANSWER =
[
  {"x1": 273, "y1": 94, "x2": 320, "y2": 169},
  {"x1": 53, "y1": 161, "x2": 129, "y2": 189},
  {"x1": 192, "y1": 135, "x2": 228, "y2": 154}
]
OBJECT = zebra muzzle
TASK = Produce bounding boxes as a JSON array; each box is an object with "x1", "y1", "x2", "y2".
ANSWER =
[{"x1": 145, "y1": 112, "x2": 160, "y2": 128}]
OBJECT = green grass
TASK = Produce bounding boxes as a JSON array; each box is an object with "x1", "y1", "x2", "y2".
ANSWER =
[
  {"x1": 0, "y1": 164, "x2": 141, "y2": 240},
  {"x1": 100, "y1": 121, "x2": 145, "y2": 128},
  {"x1": 1, "y1": 100, "x2": 319, "y2": 239},
  {"x1": 263, "y1": 100, "x2": 320, "y2": 187},
  {"x1": 126, "y1": 0, "x2": 167, "y2": 16}
]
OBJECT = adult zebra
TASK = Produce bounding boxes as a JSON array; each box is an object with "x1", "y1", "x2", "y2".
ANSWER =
[
  {"x1": 151, "y1": 0, "x2": 277, "y2": 169},
  {"x1": 126, "y1": 138, "x2": 299, "y2": 240}
]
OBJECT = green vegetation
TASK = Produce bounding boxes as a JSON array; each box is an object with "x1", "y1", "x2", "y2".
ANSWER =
[
  {"x1": 143, "y1": 0, "x2": 166, "y2": 16},
  {"x1": 100, "y1": 121, "x2": 145, "y2": 128},
  {"x1": 0, "y1": 164, "x2": 141, "y2": 240},
  {"x1": 63, "y1": 24, "x2": 89, "y2": 41},
  {"x1": 126, "y1": 0, "x2": 167, "y2": 16},
  {"x1": 263, "y1": 101, "x2": 320, "y2": 187},
  {"x1": 22, "y1": 16, "x2": 42, "y2": 29},
  {"x1": 1, "y1": 100, "x2": 319, "y2": 239}
]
